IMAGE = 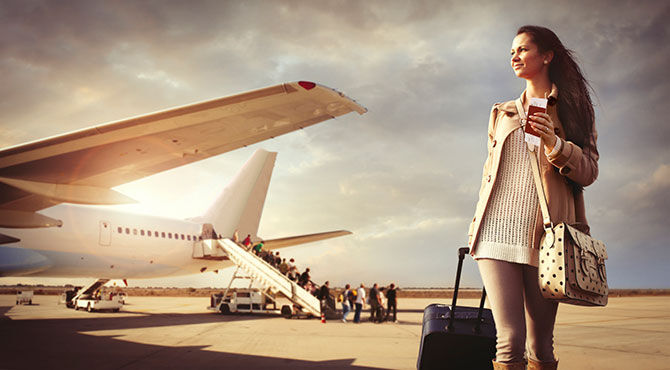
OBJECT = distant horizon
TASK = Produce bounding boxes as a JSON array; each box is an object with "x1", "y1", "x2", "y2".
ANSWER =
[{"x1": 3, "y1": 283, "x2": 669, "y2": 291}]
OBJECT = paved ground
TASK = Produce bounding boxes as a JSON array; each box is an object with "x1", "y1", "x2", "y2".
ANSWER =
[{"x1": 0, "y1": 295, "x2": 668, "y2": 369}]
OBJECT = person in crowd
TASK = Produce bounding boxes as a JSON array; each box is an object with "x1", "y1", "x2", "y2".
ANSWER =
[
  {"x1": 287, "y1": 258, "x2": 295, "y2": 272},
  {"x1": 274, "y1": 251, "x2": 281, "y2": 268},
  {"x1": 341, "y1": 284, "x2": 352, "y2": 323},
  {"x1": 252, "y1": 240, "x2": 263, "y2": 255},
  {"x1": 261, "y1": 250, "x2": 272, "y2": 264},
  {"x1": 232, "y1": 229, "x2": 239, "y2": 243},
  {"x1": 288, "y1": 265, "x2": 298, "y2": 282},
  {"x1": 368, "y1": 283, "x2": 380, "y2": 322},
  {"x1": 242, "y1": 234, "x2": 252, "y2": 249},
  {"x1": 348, "y1": 285, "x2": 357, "y2": 311},
  {"x1": 299, "y1": 268, "x2": 311, "y2": 287},
  {"x1": 354, "y1": 283, "x2": 366, "y2": 324},
  {"x1": 386, "y1": 283, "x2": 398, "y2": 323},
  {"x1": 279, "y1": 258, "x2": 289, "y2": 275},
  {"x1": 318, "y1": 281, "x2": 331, "y2": 311},
  {"x1": 377, "y1": 287, "x2": 387, "y2": 323},
  {"x1": 468, "y1": 25, "x2": 599, "y2": 369}
]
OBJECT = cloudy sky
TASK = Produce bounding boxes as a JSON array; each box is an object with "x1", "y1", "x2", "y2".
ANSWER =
[{"x1": 0, "y1": 0, "x2": 668, "y2": 289}]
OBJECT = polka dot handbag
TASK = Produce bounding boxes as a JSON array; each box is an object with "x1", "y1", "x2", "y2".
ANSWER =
[{"x1": 539, "y1": 223, "x2": 608, "y2": 306}]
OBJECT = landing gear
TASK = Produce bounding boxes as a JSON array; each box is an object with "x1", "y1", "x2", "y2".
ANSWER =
[{"x1": 281, "y1": 305, "x2": 292, "y2": 319}]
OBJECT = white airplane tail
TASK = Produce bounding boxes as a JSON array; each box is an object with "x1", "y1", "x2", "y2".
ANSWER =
[
  {"x1": 202, "y1": 149, "x2": 276, "y2": 241},
  {"x1": 198, "y1": 148, "x2": 351, "y2": 250}
]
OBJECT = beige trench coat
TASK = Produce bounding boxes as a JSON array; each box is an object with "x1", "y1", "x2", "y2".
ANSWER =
[{"x1": 467, "y1": 86, "x2": 599, "y2": 256}]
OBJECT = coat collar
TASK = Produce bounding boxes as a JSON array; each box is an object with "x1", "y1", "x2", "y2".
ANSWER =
[
  {"x1": 520, "y1": 83, "x2": 559, "y2": 107},
  {"x1": 497, "y1": 84, "x2": 559, "y2": 115},
  {"x1": 497, "y1": 100, "x2": 517, "y2": 114}
]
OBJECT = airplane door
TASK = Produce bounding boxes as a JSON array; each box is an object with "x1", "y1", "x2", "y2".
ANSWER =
[{"x1": 99, "y1": 220, "x2": 112, "y2": 246}]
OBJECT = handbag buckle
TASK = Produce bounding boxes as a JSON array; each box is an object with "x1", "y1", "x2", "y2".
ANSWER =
[{"x1": 543, "y1": 227, "x2": 555, "y2": 249}]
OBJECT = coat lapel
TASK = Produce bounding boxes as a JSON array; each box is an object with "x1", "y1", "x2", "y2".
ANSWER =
[{"x1": 493, "y1": 100, "x2": 520, "y2": 144}]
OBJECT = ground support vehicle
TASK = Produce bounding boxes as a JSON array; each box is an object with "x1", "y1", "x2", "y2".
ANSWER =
[
  {"x1": 74, "y1": 294, "x2": 123, "y2": 312},
  {"x1": 208, "y1": 288, "x2": 279, "y2": 315},
  {"x1": 16, "y1": 290, "x2": 33, "y2": 305}
]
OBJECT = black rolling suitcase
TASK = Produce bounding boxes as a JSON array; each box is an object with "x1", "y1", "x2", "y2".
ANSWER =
[{"x1": 417, "y1": 247, "x2": 497, "y2": 370}]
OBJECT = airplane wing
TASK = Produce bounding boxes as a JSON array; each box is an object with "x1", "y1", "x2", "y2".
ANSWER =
[
  {"x1": 0, "y1": 81, "x2": 366, "y2": 228},
  {"x1": 262, "y1": 230, "x2": 352, "y2": 250}
]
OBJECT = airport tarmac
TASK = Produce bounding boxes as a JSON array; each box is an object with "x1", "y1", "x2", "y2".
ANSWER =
[{"x1": 1, "y1": 295, "x2": 668, "y2": 369}]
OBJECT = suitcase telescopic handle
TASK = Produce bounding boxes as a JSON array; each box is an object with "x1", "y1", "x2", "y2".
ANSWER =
[
  {"x1": 447, "y1": 247, "x2": 469, "y2": 330},
  {"x1": 448, "y1": 247, "x2": 488, "y2": 333}
]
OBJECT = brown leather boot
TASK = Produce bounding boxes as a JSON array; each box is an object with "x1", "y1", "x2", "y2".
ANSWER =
[
  {"x1": 492, "y1": 360, "x2": 526, "y2": 369},
  {"x1": 527, "y1": 359, "x2": 558, "y2": 370}
]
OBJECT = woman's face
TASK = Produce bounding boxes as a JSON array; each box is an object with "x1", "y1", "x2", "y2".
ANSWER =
[{"x1": 510, "y1": 33, "x2": 550, "y2": 80}]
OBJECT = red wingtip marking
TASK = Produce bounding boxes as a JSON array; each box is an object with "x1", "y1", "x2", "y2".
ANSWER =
[{"x1": 298, "y1": 81, "x2": 316, "y2": 90}]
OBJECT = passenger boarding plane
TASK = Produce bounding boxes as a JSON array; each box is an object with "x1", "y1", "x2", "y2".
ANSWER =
[{"x1": 0, "y1": 81, "x2": 366, "y2": 283}]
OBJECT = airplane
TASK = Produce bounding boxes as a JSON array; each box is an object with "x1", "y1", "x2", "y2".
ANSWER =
[{"x1": 0, "y1": 81, "x2": 366, "y2": 284}]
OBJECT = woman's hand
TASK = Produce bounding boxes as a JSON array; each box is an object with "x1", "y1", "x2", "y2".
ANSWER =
[{"x1": 529, "y1": 112, "x2": 558, "y2": 151}]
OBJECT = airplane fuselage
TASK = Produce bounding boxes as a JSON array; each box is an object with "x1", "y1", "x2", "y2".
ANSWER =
[{"x1": 0, "y1": 204, "x2": 234, "y2": 278}]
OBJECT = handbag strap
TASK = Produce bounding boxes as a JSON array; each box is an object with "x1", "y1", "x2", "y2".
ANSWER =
[{"x1": 515, "y1": 98, "x2": 553, "y2": 232}]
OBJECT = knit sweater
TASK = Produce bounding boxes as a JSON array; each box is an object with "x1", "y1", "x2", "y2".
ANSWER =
[{"x1": 473, "y1": 127, "x2": 539, "y2": 266}]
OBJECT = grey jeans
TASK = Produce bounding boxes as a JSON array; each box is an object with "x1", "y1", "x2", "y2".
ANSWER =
[{"x1": 477, "y1": 258, "x2": 558, "y2": 363}]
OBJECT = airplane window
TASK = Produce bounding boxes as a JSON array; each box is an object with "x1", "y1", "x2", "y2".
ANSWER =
[
  {"x1": 126, "y1": 228, "x2": 130, "y2": 234},
  {"x1": 141, "y1": 230, "x2": 145, "y2": 236},
  {"x1": 161, "y1": 232, "x2": 166, "y2": 238},
  {"x1": 117, "y1": 227, "x2": 122, "y2": 233},
  {"x1": 187, "y1": 235, "x2": 191, "y2": 241},
  {"x1": 181, "y1": 234, "x2": 185, "y2": 240},
  {"x1": 168, "y1": 233, "x2": 172, "y2": 239},
  {"x1": 155, "y1": 231, "x2": 159, "y2": 237},
  {"x1": 133, "y1": 229, "x2": 138, "y2": 235}
]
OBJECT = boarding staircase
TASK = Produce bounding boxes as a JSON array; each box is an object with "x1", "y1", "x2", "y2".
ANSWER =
[
  {"x1": 70, "y1": 278, "x2": 110, "y2": 304},
  {"x1": 194, "y1": 238, "x2": 322, "y2": 317}
]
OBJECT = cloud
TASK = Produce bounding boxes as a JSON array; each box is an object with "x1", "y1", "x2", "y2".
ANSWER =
[
  {"x1": 0, "y1": 0, "x2": 669, "y2": 288},
  {"x1": 625, "y1": 164, "x2": 670, "y2": 210}
]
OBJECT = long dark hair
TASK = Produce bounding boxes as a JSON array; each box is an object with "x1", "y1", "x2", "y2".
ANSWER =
[
  {"x1": 517, "y1": 25, "x2": 594, "y2": 191},
  {"x1": 517, "y1": 25, "x2": 594, "y2": 150}
]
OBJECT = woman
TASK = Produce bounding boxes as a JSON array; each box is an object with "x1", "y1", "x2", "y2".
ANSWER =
[{"x1": 467, "y1": 25, "x2": 598, "y2": 370}]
